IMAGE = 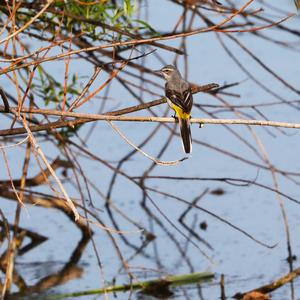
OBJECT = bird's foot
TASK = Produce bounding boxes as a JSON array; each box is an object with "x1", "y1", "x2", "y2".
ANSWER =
[{"x1": 172, "y1": 114, "x2": 178, "y2": 121}]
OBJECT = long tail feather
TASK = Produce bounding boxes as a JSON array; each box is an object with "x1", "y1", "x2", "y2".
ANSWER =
[
  {"x1": 179, "y1": 118, "x2": 192, "y2": 154},
  {"x1": 295, "y1": 0, "x2": 300, "y2": 9}
]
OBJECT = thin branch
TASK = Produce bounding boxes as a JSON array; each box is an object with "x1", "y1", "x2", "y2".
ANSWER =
[
  {"x1": 0, "y1": 0, "x2": 253, "y2": 75},
  {"x1": 2, "y1": 106, "x2": 300, "y2": 129},
  {"x1": 19, "y1": 114, "x2": 80, "y2": 221},
  {"x1": 0, "y1": 88, "x2": 10, "y2": 112},
  {"x1": 0, "y1": 136, "x2": 28, "y2": 149},
  {"x1": 108, "y1": 121, "x2": 187, "y2": 165},
  {"x1": 0, "y1": 0, "x2": 55, "y2": 45}
]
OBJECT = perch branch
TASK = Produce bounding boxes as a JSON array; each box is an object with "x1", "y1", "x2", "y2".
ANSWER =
[{"x1": 2, "y1": 108, "x2": 300, "y2": 129}]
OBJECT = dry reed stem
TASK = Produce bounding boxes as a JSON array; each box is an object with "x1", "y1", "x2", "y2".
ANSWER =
[
  {"x1": 0, "y1": 147, "x2": 24, "y2": 206},
  {"x1": 19, "y1": 114, "x2": 80, "y2": 221}
]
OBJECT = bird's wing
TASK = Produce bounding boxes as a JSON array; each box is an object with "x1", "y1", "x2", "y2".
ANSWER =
[{"x1": 165, "y1": 85, "x2": 193, "y2": 113}]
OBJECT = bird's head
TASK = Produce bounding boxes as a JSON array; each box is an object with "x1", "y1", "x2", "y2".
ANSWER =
[{"x1": 155, "y1": 65, "x2": 181, "y2": 81}]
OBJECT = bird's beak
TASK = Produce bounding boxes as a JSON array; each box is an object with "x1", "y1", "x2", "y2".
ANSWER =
[{"x1": 154, "y1": 69, "x2": 163, "y2": 76}]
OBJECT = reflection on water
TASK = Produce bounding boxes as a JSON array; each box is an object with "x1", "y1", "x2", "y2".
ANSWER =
[{"x1": 9, "y1": 236, "x2": 90, "y2": 299}]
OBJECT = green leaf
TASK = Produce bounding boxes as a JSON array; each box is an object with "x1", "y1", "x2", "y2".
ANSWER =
[
  {"x1": 123, "y1": 0, "x2": 137, "y2": 17},
  {"x1": 124, "y1": 0, "x2": 131, "y2": 16},
  {"x1": 112, "y1": 8, "x2": 124, "y2": 23},
  {"x1": 132, "y1": 19, "x2": 158, "y2": 34}
]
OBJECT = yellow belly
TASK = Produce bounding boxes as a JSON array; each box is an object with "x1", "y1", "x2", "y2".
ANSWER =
[{"x1": 171, "y1": 103, "x2": 190, "y2": 119}]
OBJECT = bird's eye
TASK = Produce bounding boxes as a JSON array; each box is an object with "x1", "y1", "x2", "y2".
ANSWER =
[{"x1": 163, "y1": 70, "x2": 170, "y2": 74}]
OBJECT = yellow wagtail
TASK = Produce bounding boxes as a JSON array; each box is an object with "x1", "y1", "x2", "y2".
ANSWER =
[{"x1": 156, "y1": 65, "x2": 193, "y2": 154}]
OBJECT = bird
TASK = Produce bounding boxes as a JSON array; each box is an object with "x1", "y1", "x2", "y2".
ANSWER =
[{"x1": 156, "y1": 65, "x2": 193, "y2": 154}]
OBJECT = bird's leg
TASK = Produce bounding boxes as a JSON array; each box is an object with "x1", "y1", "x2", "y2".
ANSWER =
[{"x1": 171, "y1": 113, "x2": 178, "y2": 121}]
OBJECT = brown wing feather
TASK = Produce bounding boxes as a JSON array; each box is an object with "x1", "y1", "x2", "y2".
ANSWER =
[{"x1": 165, "y1": 85, "x2": 193, "y2": 113}]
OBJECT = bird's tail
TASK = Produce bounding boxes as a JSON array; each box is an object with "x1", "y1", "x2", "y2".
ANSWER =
[
  {"x1": 179, "y1": 118, "x2": 192, "y2": 154},
  {"x1": 296, "y1": 0, "x2": 300, "y2": 9}
]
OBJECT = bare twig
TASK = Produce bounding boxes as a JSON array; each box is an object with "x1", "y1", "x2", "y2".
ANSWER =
[
  {"x1": 108, "y1": 121, "x2": 188, "y2": 165},
  {"x1": 0, "y1": 0, "x2": 253, "y2": 75},
  {"x1": 0, "y1": 88, "x2": 10, "y2": 112},
  {"x1": 19, "y1": 115, "x2": 80, "y2": 221},
  {"x1": 0, "y1": 0, "x2": 55, "y2": 45}
]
